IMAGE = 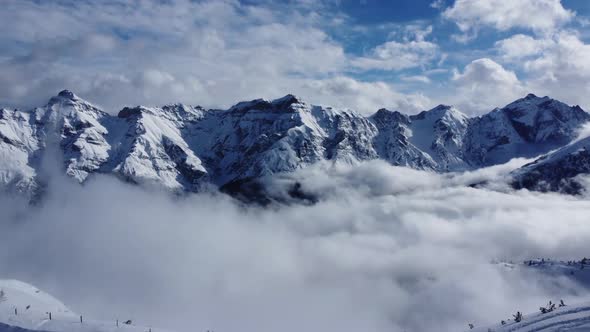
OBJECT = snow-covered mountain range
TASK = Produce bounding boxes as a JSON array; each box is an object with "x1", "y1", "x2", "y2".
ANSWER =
[{"x1": 1, "y1": 90, "x2": 589, "y2": 200}]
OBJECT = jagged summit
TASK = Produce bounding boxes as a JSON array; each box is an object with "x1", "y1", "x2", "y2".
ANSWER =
[
  {"x1": 57, "y1": 89, "x2": 78, "y2": 100},
  {"x1": 462, "y1": 93, "x2": 590, "y2": 167},
  {"x1": 161, "y1": 103, "x2": 206, "y2": 121},
  {"x1": 117, "y1": 106, "x2": 145, "y2": 118},
  {"x1": 229, "y1": 94, "x2": 304, "y2": 113},
  {"x1": 48, "y1": 90, "x2": 79, "y2": 105},
  {"x1": 272, "y1": 94, "x2": 302, "y2": 106},
  {"x1": 512, "y1": 135, "x2": 590, "y2": 194},
  {"x1": 410, "y1": 104, "x2": 468, "y2": 122},
  {"x1": 162, "y1": 103, "x2": 205, "y2": 111},
  {"x1": 506, "y1": 93, "x2": 553, "y2": 109},
  {"x1": 371, "y1": 107, "x2": 402, "y2": 116},
  {"x1": 116, "y1": 105, "x2": 170, "y2": 118},
  {"x1": 429, "y1": 104, "x2": 453, "y2": 111},
  {"x1": 116, "y1": 104, "x2": 205, "y2": 123},
  {"x1": 1, "y1": 91, "x2": 590, "y2": 199},
  {"x1": 45, "y1": 90, "x2": 104, "y2": 117},
  {"x1": 505, "y1": 94, "x2": 590, "y2": 138},
  {"x1": 524, "y1": 92, "x2": 542, "y2": 100},
  {"x1": 514, "y1": 93, "x2": 553, "y2": 104}
]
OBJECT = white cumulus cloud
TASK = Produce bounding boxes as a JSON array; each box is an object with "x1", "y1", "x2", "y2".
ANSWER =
[
  {"x1": 495, "y1": 34, "x2": 552, "y2": 60},
  {"x1": 301, "y1": 76, "x2": 433, "y2": 114},
  {"x1": 451, "y1": 58, "x2": 525, "y2": 113},
  {"x1": 351, "y1": 40, "x2": 439, "y2": 71},
  {"x1": 444, "y1": 0, "x2": 574, "y2": 39}
]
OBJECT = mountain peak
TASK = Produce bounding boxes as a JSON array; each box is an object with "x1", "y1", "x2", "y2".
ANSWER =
[
  {"x1": 504, "y1": 94, "x2": 553, "y2": 111},
  {"x1": 411, "y1": 104, "x2": 467, "y2": 122},
  {"x1": 431, "y1": 104, "x2": 452, "y2": 111},
  {"x1": 370, "y1": 108, "x2": 409, "y2": 125},
  {"x1": 118, "y1": 106, "x2": 148, "y2": 118},
  {"x1": 45, "y1": 89, "x2": 106, "y2": 117},
  {"x1": 57, "y1": 89, "x2": 79, "y2": 101},
  {"x1": 516, "y1": 93, "x2": 550, "y2": 103},
  {"x1": 229, "y1": 94, "x2": 304, "y2": 113},
  {"x1": 2, "y1": 91, "x2": 590, "y2": 197},
  {"x1": 373, "y1": 108, "x2": 394, "y2": 117},
  {"x1": 272, "y1": 94, "x2": 302, "y2": 106},
  {"x1": 522, "y1": 93, "x2": 553, "y2": 101},
  {"x1": 47, "y1": 89, "x2": 92, "y2": 108}
]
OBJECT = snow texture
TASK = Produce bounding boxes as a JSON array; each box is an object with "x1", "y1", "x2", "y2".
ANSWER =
[
  {"x1": 1, "y1": 91, "x2": 589, "y2": 198},
  {"x1": 0, "y1": 279, "x2": 171, "y2": 332},
  {"x1": 512, "y1": 136, "x2": 590, "y2": 194}
]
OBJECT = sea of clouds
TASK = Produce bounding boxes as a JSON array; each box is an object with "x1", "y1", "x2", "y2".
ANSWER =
[{"x1": 1, "y1": 159, "x2": 590, "y2": 332}]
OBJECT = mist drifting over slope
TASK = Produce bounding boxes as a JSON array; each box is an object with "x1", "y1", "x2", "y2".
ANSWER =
[{"x1": 0, "y1": 160, "x2": 590, "y2": 332}]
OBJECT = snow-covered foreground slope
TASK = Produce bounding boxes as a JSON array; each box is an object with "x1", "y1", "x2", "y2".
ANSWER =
[
  {"x1": 0, "y1": 280, "x2": 172, "y2": 332},
  {"x1": 1, "y1": 90, "x2": 589, "y2": 199},
  {"x1": 471, "y1": 302, "x2": 590, "y2": 332},
  {"x1": 468, "y1": 260, "x2": 590, "y2": 332}
]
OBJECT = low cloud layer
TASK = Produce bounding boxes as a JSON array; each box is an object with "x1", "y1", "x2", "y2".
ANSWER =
[{"x1": 1, "y1": 160, "x2": 590, "y2": 332}]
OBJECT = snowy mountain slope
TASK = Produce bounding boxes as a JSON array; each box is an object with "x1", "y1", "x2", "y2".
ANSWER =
[
  {"x1": 1, "y1": 90, "x2": 589, "y2": 199},
  {"x1": 512, "y1": 136, "x2": 590, "y2": 194},
  {"x1": 370, "y1": 104, "x2": 471, "y2": 171},
  {"x1": 370, "y1": 108, "x2": 438, "y2": 170},
  {"x1": 497, "y1": 259, "x2": 590, "y2": 292},
  {"x1": 408, "y1": 104, "x2": 471, "y2": 171},
  {"x1": 468, "y1": 259, "x2": 590, "y2": 332},
  {"x1": 523, "y1": 259, "x2": 590, "y2": 289},
  {"x1": 469, "y1": 302, "x2": 590, "y2": 332},
  {"x1": 186, "y1": 95, "x2": 380, "y2": 187},
  {"x1": 0, "y1": 323, "x2": 49, "y2": 332},
  {"x1": 1, "y1": 91, "x2": 212, "y2": 194},
  {"x1": 39, "y1": 90, "x2": 112, "y2": 183},
  {"x1": 0, "y1": 90, "x2": 112, "y2": 198},
  {"x1": 464, "y1": 94, "x2": 590, "y2": 167},
  {"x1": 0, "y1": 279, "x2": 173, "y2": 332},
  {"x1": 0, "y1": 108, "x2": 40, "y2": 198},
  {"x1": 111, "y1": 104, "x2": 209, "y2": 191}
]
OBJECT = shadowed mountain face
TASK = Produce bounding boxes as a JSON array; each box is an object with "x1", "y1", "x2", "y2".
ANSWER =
[
  {"x1": 1, "y1": 90, "x2": 589, "y2": 200},
  {"x1": 464, "y1": 94, "x2": 590, "y2": 167},
  {"x1": 512, "y1": 136, "x2": 590, "y2": 195}
]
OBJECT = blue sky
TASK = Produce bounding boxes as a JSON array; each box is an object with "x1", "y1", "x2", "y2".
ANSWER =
[
  {"x1": 334, "y1": 0, "x2": 590, "y2": 86},
  {"x1": 1, "y1": 0, "x2": 590, "y2": 115}
]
